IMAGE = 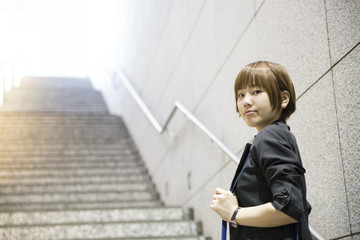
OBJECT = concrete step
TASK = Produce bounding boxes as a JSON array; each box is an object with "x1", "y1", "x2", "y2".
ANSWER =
[
  {"x1": 0, "y1": 132, "x2": 126, "y2": 143},
  {"x1": 0, "y1": 101, "x2": 106, "y2": 106},
  {"x1": 0, "y1": 102, "x2": 107, "y2": 107},
  {"x1": 0, "y1": 122, "x2": 125, "y2": 128},
  {"x1": 0, "y1": 121, "x2": 126, "y2": 126},
  {"x1": 3, "y1": 95, "x2": 104, "y2": 101},
  {"x1": 0, "y1": 119, "x2": 123, "y2": 123},
  {"x1": 0, "y1": 182, "x2": 153, "y2": 194},
  {"x1": 0, "y1": 207, "x2": 192, "y2": 225},
  {"x1": 0, "y1": 150, "x2": 137, "y2": 158},
  {"x1": 0, "y1": 125, "x2": 125, "y2": 130},
  {"x1": 19, "y1": 77, "x2": 94, "y2": 89},
  {"x1": 0, "y1": 120, "x2": 124, "y2": 125},
  {"x1": 0, "y1": 140, "x2": 133, "y2": 145},
  {"x1": 0, "y1": 128, "x2": 126, "y2": 133},
  {"x1": 0, "y1": 191, "x2": 157, "y2": 205},
  {"x1": 0, "y1": 220, "x2": 201, "y2": 239},
  {"x1": 6, "y1": 87, "x2": 102, "y2": 93},
  {"x1": 0, "y1": 143, "x2": 135, "y2": 150},
  {"x1": 0, "y1": 106, "x2": 108, "y2": 113},
  {"x1": 0, "y1": 114, "x2": 123, "y2": 121},
  {"x1": 0, "y1": 152, "x2": 137, "y2": 158},
  {"x1": 0, "y1": 124, "x2": 126, "y2": 128},
  {"x1": 0, "y1": 124, "x2": 125, "y2": 130},
  {"x1": 0, "y1": 142, "x2": 135, "y2": 151},
  {"x1": 0, "y1": 200, "x2": 163, "y2": 212},
  {"x1": 0, "y1": 89, "x2": 108, "y2": 113},
  {"x1": 0, "y1": 107, "x2": 108, "y2": 113},
  {"x1": 0, "y1": 142, "x2": 133, "y2": 151},
  {"x1": 0, "y1": 166, "x2": 146, "y2": 178},
  {"x1": 112, "y1": 238, "x2": 208, "y2": 240},
  {"x1": 1, "y1": 89, "x2": 105, "y2": 100},
  {"x1": 0, "y1": 154, "x2": 137, "y2": 162},
  {"x1": 0, "y1": 155, "x2": 138, "y2": 164},
  {"x1": 0, "y1": 139, "x2": 131, "y2": 144},
  {"x1": 0, "y1": 102, "x2": 106, "y2": 106},
  {"x1": 0, "y1": 112, "x2": 122, "y2": 119},
  {"x1": 0, "y1": 134, "x2": 128, "y2": 142},
  {"x1": 0, "y1": 159, "x2": 141, "y2": 169},
  {"x1": 2, "y1": 98, "x2": 106, "y2": 102},
  {"x1": 2, "y1": 90, "x2": 106, "y2": 102},
  {"x1": 0, "y1": 114, "x2": 123, "y2": 122},
  {"x1": 0, "y1": 173, "x2": 150, "y2": 185},
  {"x1": 0, "y1": 148, "x2": 136, "y2": 156}
]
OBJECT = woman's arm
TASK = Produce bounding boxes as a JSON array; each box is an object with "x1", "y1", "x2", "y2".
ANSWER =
[{"x1": 210, "y1": 188, "x2": 297, "y2": 228}]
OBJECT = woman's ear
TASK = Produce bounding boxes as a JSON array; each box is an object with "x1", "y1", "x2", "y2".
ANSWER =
[{"x1": 281, "y1": 91, "x2": 290, "y2": 109}]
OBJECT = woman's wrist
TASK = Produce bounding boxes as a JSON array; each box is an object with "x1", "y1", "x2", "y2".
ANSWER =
[{"x1": 230, "y1": 207, "x2": 241, "y2": 227}]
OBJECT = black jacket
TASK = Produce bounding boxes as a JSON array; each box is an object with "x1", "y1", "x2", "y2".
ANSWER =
[{"x1": 230, "y1": 120, "x2": 312, "y2": 240}]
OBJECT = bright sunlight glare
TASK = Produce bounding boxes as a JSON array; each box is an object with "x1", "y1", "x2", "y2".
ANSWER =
[{"x1": 0, "y1": 0, "x2": 118, "y2": 79}]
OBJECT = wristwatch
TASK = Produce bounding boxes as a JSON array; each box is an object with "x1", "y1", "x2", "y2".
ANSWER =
[{"x1": 230, "y1": 207, "x2": 241, "y2": 228}]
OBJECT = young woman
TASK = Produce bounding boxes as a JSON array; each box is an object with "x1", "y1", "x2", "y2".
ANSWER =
[{"x1": 210, "y1": 61, "x2": 312, "y2": 239}]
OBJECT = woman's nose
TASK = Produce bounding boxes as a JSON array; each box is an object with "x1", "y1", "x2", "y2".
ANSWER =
[{"x1": 243, "y1": 93, "x2": 252, "y2": 105}]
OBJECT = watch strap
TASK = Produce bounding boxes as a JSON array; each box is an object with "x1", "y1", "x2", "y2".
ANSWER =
[
  {"x1": 231, "y1": 207, "x2": 241, "y2": 221},
  {"x1": 230, "y1": 207, "x2": 241, "y2": 228}
]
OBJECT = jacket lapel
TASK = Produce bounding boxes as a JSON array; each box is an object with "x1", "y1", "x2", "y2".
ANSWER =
[{"x1": 230, "y1": 143, "x2": 251, "y2": 190}]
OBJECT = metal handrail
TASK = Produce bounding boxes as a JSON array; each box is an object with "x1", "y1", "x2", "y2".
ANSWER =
[
  {"x1": 116, "y1": 70, "x2": 239, "y2": 163},
  {"x1": 309, "y1": 225, "x2": 326, "y2": 240},
  {"x1": 113, "y1": 70, "x2": 326, "y2": 240}
]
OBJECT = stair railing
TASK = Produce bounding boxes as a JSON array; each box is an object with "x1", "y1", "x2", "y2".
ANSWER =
[
  {"x1": 115, "y1": 70, "x2": 239, "y2": 164},
  {"x1": 113, "y1": 70, "x2": 326, "y2": 240}
]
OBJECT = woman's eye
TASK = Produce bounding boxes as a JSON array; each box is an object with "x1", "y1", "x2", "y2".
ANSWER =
[
  {"x1": 253, "y1": 90, "x2": 262, "y2": 94},
  {"x1": 238, "y1": 93, "x2": 244, "y2": 98}
]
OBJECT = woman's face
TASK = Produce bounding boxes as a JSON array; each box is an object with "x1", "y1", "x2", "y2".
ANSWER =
[{"x1": 236, "y1": 86, "x2": 282, "y2": 131}]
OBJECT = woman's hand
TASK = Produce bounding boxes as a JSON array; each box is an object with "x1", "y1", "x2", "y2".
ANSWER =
[{"x1": 210, "y1": 187, "x2": 239, "y2": 222}]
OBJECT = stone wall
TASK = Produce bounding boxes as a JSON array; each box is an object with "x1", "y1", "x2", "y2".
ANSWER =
[{"x1": 98, "y1": 1, "x2": 360, "y2": 239}]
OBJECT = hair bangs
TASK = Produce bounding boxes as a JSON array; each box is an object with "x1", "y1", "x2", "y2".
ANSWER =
[{"x1": 234, "y1": 66, "x2": 264, "y2": 92}]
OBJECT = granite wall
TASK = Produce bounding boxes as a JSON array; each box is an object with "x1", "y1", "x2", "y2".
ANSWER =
[{"x1": 97, "y1": 1, "x2": 360, "y2": 239}]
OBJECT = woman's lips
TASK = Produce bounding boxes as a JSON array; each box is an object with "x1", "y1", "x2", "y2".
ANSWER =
[{"x1": 245, "y1": 110, "x2": 256, "y2": 115}]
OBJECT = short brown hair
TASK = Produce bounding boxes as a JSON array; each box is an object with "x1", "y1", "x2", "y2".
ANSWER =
[{"x1": 234, "y1": 61, "x2": 296, "y2": 120}]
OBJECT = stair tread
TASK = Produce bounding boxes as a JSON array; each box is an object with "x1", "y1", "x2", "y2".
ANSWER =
[
  {"x1": 0, "y1": 200, "x2": 163, "y2": 212},
  {"x1": 0, "y1": 207, "x2": 191, "y2": 225},
  {"x1": 0, "y1": 182, "x2": 153, "y2": 194},
  {"x1": 0, "y1": 221, "x2": 200, "y2": 239}
]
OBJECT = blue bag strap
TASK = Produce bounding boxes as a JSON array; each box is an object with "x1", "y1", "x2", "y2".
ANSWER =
[
  {"x1": 295, "y1": 222, "x2": 300, "y2": 240},
  {"x1": 221, "y1": 220, "x2": 227, "y2": 240},
  {"x1": 221, "y1": 153, "x2": 251, "y2": 240}
]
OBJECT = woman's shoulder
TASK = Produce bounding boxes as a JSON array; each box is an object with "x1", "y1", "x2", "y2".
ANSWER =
[
  {"x1": 250, "y1": 120, "x2": 301, "y2": 165},
  {"x1": 254, "y1": 120, "x2": 291, "y2": 143}
]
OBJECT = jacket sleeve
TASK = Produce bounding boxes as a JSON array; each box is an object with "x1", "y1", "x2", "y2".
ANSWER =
[{"x1": 250, "y1": 126, "x2": 306, "y2": 222}]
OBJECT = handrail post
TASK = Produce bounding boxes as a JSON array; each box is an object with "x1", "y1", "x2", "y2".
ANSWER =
[{"x1": 161, "y1": 105, "x2": 177, "y2": 134}]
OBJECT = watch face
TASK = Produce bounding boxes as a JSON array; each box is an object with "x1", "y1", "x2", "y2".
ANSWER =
[{"x1": 230, "y1": 222, "x2": 238, "y2": 228}]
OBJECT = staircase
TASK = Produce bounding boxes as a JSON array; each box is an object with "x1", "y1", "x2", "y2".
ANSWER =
[{"x1": 0, "y1": 77, "x2": 208, "y2": 240}]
